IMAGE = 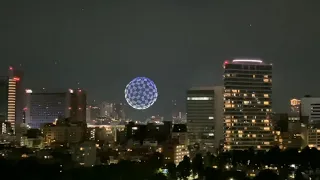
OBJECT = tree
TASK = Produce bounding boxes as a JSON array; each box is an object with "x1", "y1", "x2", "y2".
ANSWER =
[
  {"x1": 167, "y1": 162, "x2": 177, "y2": 179},
  {"x1": 192, "y1": 153, "x2": 204, "y2": 178},
  {"x1": 254, "y1": 169, "x2": 279, "y2": 180},
  {"x1": 148, "y1": 152, "x2": 164, "y2": 170},
  {"x1": 177, "y1": 155, "x2": 191, "y2": 180},
  {"x1": 151, "y1": 173, "x2": 168, "y2": 180}
]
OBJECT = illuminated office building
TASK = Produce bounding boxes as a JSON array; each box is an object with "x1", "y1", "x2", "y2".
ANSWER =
[
  {"x1": 187, "y1": 86, "x2": 224, "y2": 152},
  {"x1": 25, "y1": 89, "x2": 87, "y2": 128},
  {"x1": 223, "y1": 59, "x2": 273, "y2": 151}
]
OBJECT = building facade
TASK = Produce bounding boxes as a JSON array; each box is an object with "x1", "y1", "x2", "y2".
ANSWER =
[
  {"x1": 187, "y1": 87, "x2": 215, "y2": 151},
  {"x1": 223, "y1": 59, "x2": 273, "y2": 151},
  {"x1": 25, "y1": 91, "x2": 70, "y2": 129},
  {"x1": 300, "y1": 97, "x2": 320, "y2": 125},
  {"x1": 25, "y1": 89, "x2": 87, "y2": 129}
]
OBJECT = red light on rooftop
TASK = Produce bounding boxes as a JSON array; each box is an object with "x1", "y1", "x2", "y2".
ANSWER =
[
  {"x1": 223, "y1": 60, "x2": 229, "y2": 68},
  {"x1": 13, "y1": 77, "x2": 20, "y2": 81},
  {"x1": 9, "y1": 66, "x2": 13, "y2": 71},
  {"x1": 23, "y1": 107, "x2": 27, "y2": 111}
]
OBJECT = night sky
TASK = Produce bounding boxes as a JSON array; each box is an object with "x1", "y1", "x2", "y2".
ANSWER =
[{"x1": 0, "y1": 0, "x2": 319, "y2": 120}]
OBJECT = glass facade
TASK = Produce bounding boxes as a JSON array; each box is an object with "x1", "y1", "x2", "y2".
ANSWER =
[
  {"x1": 223, "y1": 60, "x2": 273, "y2": 151},
  {"x1": 187, "y1": 88, "x2": 215, "y2": 149}
]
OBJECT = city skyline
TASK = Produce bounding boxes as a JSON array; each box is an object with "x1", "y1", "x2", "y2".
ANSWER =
[{"x1": 1, "y1": 1, "x2": 320, "y2": 120}]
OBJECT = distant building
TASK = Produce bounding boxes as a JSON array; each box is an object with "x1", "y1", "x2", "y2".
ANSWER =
[
  {"x1": 25, "y1": 89, "x2": 86, "y2": 129},
  {"x1": 187, "y1": 86, "x2": 224, "y2": 152},
  {"x1": 20, "y1": 129, "x2": 43, "y2": 149},
  {"x1": 3, "y1": 66, "x2": 24, "y2": 134},
  {"x1": 125, "y1": 121, "x2": 171, "y2": 143},
  {"x1": 223, "y1": 59, "x2": 273, "y2": 151},
  {"x1": 42, "y1": 118, "x2": 86, "y2": 145},
  {"x1": 290, "y1": 98, "x2": 301, "y2": 113},
  {"x1": 162, "y1": 141, "x2": 189, "y2": 165},
  {"x1": 86, "y1": 105, "x2": 100, "y2": 123},
  {"x1": 300, "y1": 96, "x2": 320, "y2": 125},
  {"x1": 69, "y1": 89, "x2": 86, "y2": 123},
  {"x1": 172, "y1": 124, "x2": 188, "y2": 145},
  {"x1": 100, "y1": 102, "x2": 114, "y2": 117}
]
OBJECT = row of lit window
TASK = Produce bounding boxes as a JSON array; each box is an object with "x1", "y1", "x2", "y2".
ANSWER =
[
  {"x1": 226, "y1": 127, "x2": 271, "y2": 134},
  {"x1": 226, "y1": 119, "x2": 270, "y2": 123},
  {"x1": 225, "y1": 74, "x2": 270, "y2": 78}
]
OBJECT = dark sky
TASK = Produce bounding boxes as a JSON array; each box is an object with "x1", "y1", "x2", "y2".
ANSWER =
[{"x1": 0, "y1": 0, "x2": 320, "y2": 120}]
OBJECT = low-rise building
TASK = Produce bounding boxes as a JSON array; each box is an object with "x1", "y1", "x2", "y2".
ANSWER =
[{"x1": 42, "y1": 118, "x2": 86, "y2": 146}]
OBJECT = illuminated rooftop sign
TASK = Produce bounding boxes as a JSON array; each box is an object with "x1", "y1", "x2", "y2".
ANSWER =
[{"x1": 232, "y1": 59, "x2": 263, "y2": 63}]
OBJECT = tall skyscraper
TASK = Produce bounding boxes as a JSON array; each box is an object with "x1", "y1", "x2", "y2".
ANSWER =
[
  {"x1": 187, "y1": 87, "x2": 224, "y2": 152},
  {"x1": 223, "y1": 59, "x2": 273, "y2": 151},
  {"x1": 7, "y1": 66, "x2": 24, "y2": 133}
]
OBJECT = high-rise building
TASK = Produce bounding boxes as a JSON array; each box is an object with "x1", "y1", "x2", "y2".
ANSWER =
[
  {"x1": 7, "y1": 66, "x2": 24, "y2": 133},
  {"x1": 25, "y1": 90, "x2": 71, "y2": 128},
  {"x1": 223, "y1": 59, "x2": 273, "y2": 151},
  {"x1": 187, "y1": 87, "x2": 224, "y2": 152},
  {"x1": 69, "y1": 89, "x2": 87, "y2": 123},
  {"x1": 25, "y1": 89, "x2": 86, "y2": 128}
]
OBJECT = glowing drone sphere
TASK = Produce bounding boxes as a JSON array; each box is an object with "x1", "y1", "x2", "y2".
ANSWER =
[{"x1": 124, "y1": 77, "x2": 158, "y2": 110}]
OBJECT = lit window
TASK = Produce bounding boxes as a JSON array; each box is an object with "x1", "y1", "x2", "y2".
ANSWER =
[
  {"x1": 253, "y1": 75, "x2": 256, "y2": 78},
  {"x1": 264, "y1": 75, "x2": 268, "y2": 78},
  {"x1": 264, "y1": 94, "x2": 269, "y2": 98},
  {"x1": 264, "y1": 142, "x2": 270, "y2": 145},
  {"x1": 252, "y1": 134, "x2": 256, "y2": 138},
  {"x1": 263, "y1": 79, "x2": 269, "y2": 82},
  {"x1": 244, "y1": 101, "x2": 250, "y2": 105},
  {"x1": 264, "y1": 127, "x2": 270, "y2": 131},
  {"x1": 264, "y1": 101, "x2": 269, "y2": 105},
  {"x1": 187, "y1": 97, "x2": 213, "y2": 100},
  {"x1": 208, "y1": 117, "x2": 214, "y2": 120}
]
